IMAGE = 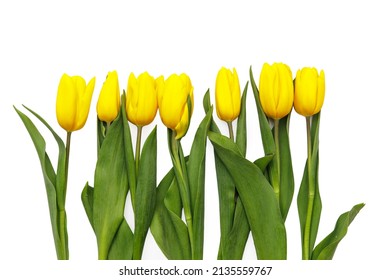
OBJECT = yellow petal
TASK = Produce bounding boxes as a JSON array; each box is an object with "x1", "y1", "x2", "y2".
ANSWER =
[
  {"x1": 75, "y1": 76, "x2": 95, "y2": 130},
  {"x1": 160, "y1": 74, "x2": 188, "y2": 129},
  {"x1": 294, "y1": 67, "x2": 325, "y2": 117},
  {"x1": 56, "y1": 74, "x2": 77, "y2": 131},
  {"x1": 174, "y1": 102, "x2": 190, "y2": 139},
  {"x1": 260, "y1": 63, "x2": 277, "y2": 119},
  {"x1": 135, "y1": 72, "x2": 158, "y2": 126},
  {"x1": 97, "y1": 71, "x2": 119, "y2": 123}
]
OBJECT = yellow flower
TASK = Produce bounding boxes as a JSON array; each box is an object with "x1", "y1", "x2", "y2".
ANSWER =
[
  {"x1": 157, "y1": 73, "x2": 194, "y2": 139},
  {"x1": 294, "y1": 67, "x2": 325, "y2": 117},
  {"x1": 96, "y1": 71, "x2": 120, "y2": 123},
  {"x1": 56, "y1": 74, "x2": 95, "y2": 132},
  {"x1": 259, "y1": 63, "x2": 294, "y2": 120},
  {"x1": 126, "y1": 72, "x2": 158, "y2": 126},
  {"x1": 215, "y1": 67, "x2": 241, "y2": 122}
]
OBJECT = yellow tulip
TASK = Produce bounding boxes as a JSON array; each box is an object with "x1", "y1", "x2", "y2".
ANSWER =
[
  {"x1": 294, "y1": 67, "x2": 325, "y2": 117},
  {"x1": 96, "y1": 71, "x2": 120, "y2": 123},
  {"x1": 215, "y1": 67, "x2": 241, "y2": 122},
  {"x1": 259, "y1": 63, "x2": 294, "y2": 120},
  {"x1": 157, "y1": 73, "x2": 194, "y2": 139},
  {"x1": 126, "y1": 72, "x2": 158, "y2": 126},
  {"x1": 56, "y1": 74, "x2": 96, "y2": 132}
]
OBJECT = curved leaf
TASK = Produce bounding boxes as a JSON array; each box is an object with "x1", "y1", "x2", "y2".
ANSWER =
[
  {"x1": 14, "y1": 106, "x2": 67, "y2": 259},
  {"x1": 312, "y1": 203, "x2": 365, "y2": 260}
]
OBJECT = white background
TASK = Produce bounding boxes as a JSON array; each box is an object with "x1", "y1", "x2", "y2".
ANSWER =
[{"x1": 1, "y1": 0, "x2": 389, "y2": 278}]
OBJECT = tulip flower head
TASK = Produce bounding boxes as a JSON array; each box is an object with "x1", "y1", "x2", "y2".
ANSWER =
[
  {"x1": 96, "y1": 70, "x2": 120, "y2": 123},
  {"x1": 126, "y1": 72, "x2": 158, "y2": 127},
  {"x1": 294, "y1": 67, "x2": 325, "y2": 117},
  {"x1": 56, "y1": 74, "x2": 96, "y2": 132},
  {"x1": 157, "y1": 73, "x2": 194, "y2": 140},
  {"x1": 215, "y1": 67, "x2": 241, "y2": 122},
  {"x1": 259, "y1": 63, "x2": 294, "y2": 120}
]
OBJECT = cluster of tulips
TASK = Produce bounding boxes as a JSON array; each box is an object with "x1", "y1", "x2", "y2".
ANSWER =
[{"x1": 15, "y1": 63, "x2": 363, "y2": 260}]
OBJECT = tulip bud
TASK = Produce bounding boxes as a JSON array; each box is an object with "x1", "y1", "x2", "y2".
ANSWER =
[
  {"x1": 215, "y1": 67, "x2": 241, "y2": 122},
  {"x1": 157, "y1": 73, "x2": 194, "y2": 139},
  {"x1": 259, "y1": 63, "x2": 294, "y2": 120},
  {"x1": 96, "y1": 71, "x2": 120, "y2": 123},
  {"x1": 126, "y1": 72, "x2": 158, "y2": 127},
  {"x1": 294, "y1": 67, "x2": 325, "y2": 117},
  {"x1": 56, "y1": 73, "x2": 96, "y2": 132}
]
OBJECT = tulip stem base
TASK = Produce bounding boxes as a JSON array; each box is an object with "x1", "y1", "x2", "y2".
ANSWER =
[{"x1": 58, "y1": 132, "x2": 71, "y2": 260}]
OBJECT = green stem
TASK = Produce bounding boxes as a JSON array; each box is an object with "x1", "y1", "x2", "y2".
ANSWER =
[
  {"x1": 135, "y1": 126, "x2": 143, "y2": 178},
  {"x1": 58, "y1": 132, "x2": 71, "y2": 260},
  {"x1": 303, "y1": 117, "x2": 315, "y2": 260},
  {"x1": 227, "y1": 121, "x2": 234, "y2": 141},
  {"x1": 170, "y1": 131, "x2": 195, "y2": 259},
  {"x1": 273, "y1": 119, "x2": 281, "y2": 205}
]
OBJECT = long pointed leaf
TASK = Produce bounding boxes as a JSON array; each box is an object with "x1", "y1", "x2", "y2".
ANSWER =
[
  {"x1": 236, "y1": 82, "x2": 248, "y2": 156},
  {"x1": 312, "y1": 203, "x2": 365, "y2": 260},
  {"x1": 133, "y1": 127, "x2": 157, "y2": 259},
  {"x1": 121, "y1": 93, "x2": 136, "y2": 208},
  {"x1": 249, "y1": 67, "x2": 275, "y2": 154},
  {"x1": 93, "y1": 108, "x2": 129, "y2": 259},
  {"x1": 187, "y1": 107, "x2": 212, "y2": 259},
  {"x1": 279, "y1": 115, "x2": 294, "y2": 221}
]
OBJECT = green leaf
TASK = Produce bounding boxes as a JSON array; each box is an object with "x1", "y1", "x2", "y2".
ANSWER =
[
  {"x1": 81, "y1": 182, "x2": 134, "y2": 260},
  {"x1": 81, "y1": 183, "x2": 94, "y2": 230},
  {"x1": 209, "y1": 131, "x2": 287, "y2": 259},
  {"x1": 150, "y1": 169, "x2": 191, "y2": 259},
  {"x1": 278, "y1": 115, "x2": 294, "y2": 221},
  {"x1": 186, "y1": 107, "x2": 212, "y2": 260},
  {"x1": 202, "y1": 89, "x2": 220, "y2": 133},
  {"x1": 107, "y1": 219, "x2": 134, "y2": 260},
  {"x1": 97, "y1": 117, "x2": 105, "y2": 154},
  {"x1": 14, "y1": 106, "x2": 67, "y2": 259},
  {"x1": 202, "y1": 90, "x2": 236, "y2": 259},
  {"x1": 253, "y1": 155, "x2": 274, "y2": 173},
  {"x1": 236, "y1": 82, "x2": 248, "y2": 156},
  {"x1": 93, "y1": 107, "x2": 129, "y2": 260},
  {"x1": 312, "y1": 203, "x2": 365, "y2": 260},
  {"x1": 133, "y1": 127, "x2": 157, "y2": 260},
  {"x1": 214, "y1": 153, "x2": 236, "y2": 259},
  {"x1": 222, "y1": 197, "x2": 250, "y2": 259},
  {"x1": 297, "y1": 112, "x2": 322, "y2": 258},
  {"x1": 249, "y1": 67, "x2": 275, "y2": 155},
  {"x1": 121, "y1": 93, "x2": 137, "y2": 208}
]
